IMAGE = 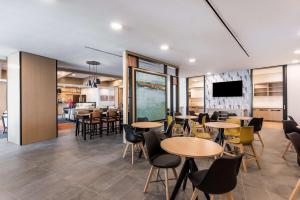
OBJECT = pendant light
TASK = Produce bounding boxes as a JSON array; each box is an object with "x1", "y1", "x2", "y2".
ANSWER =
[{"x1": 86, "y1": 61, "x2": 101, "y2": 88}]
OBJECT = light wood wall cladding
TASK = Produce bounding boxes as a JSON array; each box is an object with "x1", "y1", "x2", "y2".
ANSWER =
[{"x1": 21, "y1": 52, "x2": 57, "y2": 144}]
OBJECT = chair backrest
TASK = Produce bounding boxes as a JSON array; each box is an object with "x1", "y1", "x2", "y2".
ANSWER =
[
  {"x1": 123, "y1": 124, "x2": 139, "y2": 143},
  {"x1": 288, "y1": 115, "x2": 296, "y2": 123},
  {"x1": 239, "y1": 126, "x2": 254, "y2": 145},
  {"x1": 137, "y1": 117, "x2": 149, "y2": 122},
  {"x1": 198, "y1": 113, "x2": 205, "y2": 124},
  {"x1": 143, "y1": 131, "x2": 165, "y2": 161},
  {"x1": 199, "y1": 154, "x2": 243, "y2": 194},
  {"x1": 167, "y1": 115, "x2": 173, "y2": 126},
  {"x1": 210, "y1": 111, "x2": 219, "y2": 121},
  {"x1": 164, "y1": 121, "x2": 175, "y2": 138},
  {"x1": 190, "y1": 120, "x2": 198, "y2": 136},
  {"x1": 248, "y1": 118, "x2": 263, "y2": 132},
  {"x1": 283, "y1": 120, "x2": 300, "y2": 139},
  {"x1": 288, "y1": 133, "x2": 300, "y2": 166},
  {"x1": 108, "y1": 109, "x2": 117, "y2": 118},
  {"x1": 91, "y1": 111, "x2": 102, "y2": 120}
]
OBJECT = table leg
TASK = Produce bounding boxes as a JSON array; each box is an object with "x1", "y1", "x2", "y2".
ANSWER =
[
  {"x1": 215, "y1": 128, "x2": 224, "y2": 145},
  {"x1": 241, "y1": 120, "x2": 245, "y2": 127}
]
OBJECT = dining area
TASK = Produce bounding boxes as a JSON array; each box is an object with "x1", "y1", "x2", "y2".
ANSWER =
[{"x1": 121, "y1": 111, "x2": 271, "y2": 200}]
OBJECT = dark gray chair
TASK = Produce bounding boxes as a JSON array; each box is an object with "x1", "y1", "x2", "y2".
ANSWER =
[{"x1": 282, "y1": 120, "x2": 300, "y2": 158}]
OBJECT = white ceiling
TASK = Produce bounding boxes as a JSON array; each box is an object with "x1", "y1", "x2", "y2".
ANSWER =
[{"x1": 0, "y1": 0, "x2": 300, "y2": 77}]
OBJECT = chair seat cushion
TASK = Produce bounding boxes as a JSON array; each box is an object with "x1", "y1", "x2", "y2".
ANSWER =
[
  {"x1": 194, "y1": 132, "x2": 212, "y2": 140},
  {"x1": 188, "y1": 169, "x2": 208, "y2": 187},
  {"x1": 151, "y1": 153, "x2": 181, "y2": 168}
]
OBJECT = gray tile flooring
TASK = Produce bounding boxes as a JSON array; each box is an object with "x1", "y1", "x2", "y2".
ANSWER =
[{"x1": 0, "y1": 124, "x2": 299, "y2": 200}]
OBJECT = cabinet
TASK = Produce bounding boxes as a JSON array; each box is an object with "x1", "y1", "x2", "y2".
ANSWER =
[
  {"x1": 254, "y1": 82, "x2": 283, "y2": 96},
  {"x1": 253, "y1": 108, "x2": 282, "y2": 121}
]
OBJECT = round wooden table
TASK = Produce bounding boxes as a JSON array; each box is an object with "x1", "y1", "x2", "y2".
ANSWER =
[
  {"x1": 161, "y1": 137, "x2": 223, "y2": 200},
  {"x1": 205, "y1": 122, "x2": 240, "y2": 144},
  {"x1": 229, "y1": 116, "x2": 252, "y2": 126},
  {"x1": 131, "y1": 121, "x2": 163, "y2": 129},
  {"x1": 175, "y1": 115, "x2": 198, "y2": 132}
]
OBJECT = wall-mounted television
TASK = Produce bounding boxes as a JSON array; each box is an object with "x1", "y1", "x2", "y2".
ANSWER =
[{"x1": 213, "y1": 80, "x2": 243, "y2": 97}]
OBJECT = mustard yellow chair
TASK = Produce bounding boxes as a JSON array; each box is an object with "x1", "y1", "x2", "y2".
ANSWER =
[
  {"x1": 224, "y1": 118, "x2": 241, "y2": 137},
  {"x1": 190, "y1": 120, "x2": 212, "y2": 140},
  {"x1": 167, "y1": 115, "x2": 183, "y2": 136},
  {"x1": 223, "y1": 126, "x2": 261, "y2": 172}
]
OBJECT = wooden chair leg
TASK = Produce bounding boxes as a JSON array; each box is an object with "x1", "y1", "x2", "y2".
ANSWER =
[
  {"x1": 144, "y1": 166, "x2": 155, "y2": 192},
  {"x1": 289, "y1": 178, "x2": 300, "y2": 200},
  {"x1": 257, "y1": 132, "x2": 264, "y2": 147},
  {"x1": 191, "y1": 188, "x2": 199, "y2": 200},
  {"x1": 131, "y1": 144, "x2": 134, "y2": 165},
  {"x1": 139, "y1": 143, "x2": 148, "y2": 159},
  {"x1": 226, "y1": 192, "x2": 234, "y2": 200},
  {"x1": 122, "y1": 143, "x2": 129, "y2": 158},
  {"x1": 165, "y1": 169, "x2": 170, "y2": 200},
  {"x1": 172, "y1": 168, "x2": 178, "y2": 179},
  {"x1": 250, "y1": 143, "x2": 261, "y2": 169},
  {"x1": 282, "y1": 141, "x2": 292, "y2": 159},
  {"x1": 239, "y1": 145, "x2": 247, "y2": 172}
]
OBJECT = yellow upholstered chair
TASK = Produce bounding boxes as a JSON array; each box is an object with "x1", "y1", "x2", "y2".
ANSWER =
[
  {"x1": 167, "y1": 115, "x2": 183, "y2": 136},
  {"x1": 224, "y1": 118, "x2": 241, "y2": 137},
  {"x1": 190, "y1": 120, "x2": 212, "y2": 140},
  {"x1": 223, "y1": 126, "x2": 260, "y2": 172}
]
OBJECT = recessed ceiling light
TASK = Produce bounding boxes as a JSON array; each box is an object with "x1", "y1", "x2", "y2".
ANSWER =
[
  {"x1": 110, "y1": 22, "x2": 122, "y2": 31},
  {"x1": 294, "y1": 49, "x2": 300, "y2": 54},
  {"x1": 291, "y1": 60, "x2": 299, "y2": 64},
  {"x1": 189, "y1": 58, "x2": 196, "y2": 63},
  {"x1": 160, "y1": 44, "x2": 169, "y2": 51},
  {"x1": 206, "y1": 72, "x2": 212, "y2": 75}
]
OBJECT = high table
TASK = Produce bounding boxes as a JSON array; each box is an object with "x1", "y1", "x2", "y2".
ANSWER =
[
  {"x1": 229, "y1": 116, "x2": 252, "y2": 126},
  {"x1": 175, "y1": 115, "x2": 198, "y2": 133},
  {"x1": 161, "y1": 137, "x2": 223, "y2": 200},
  {"x1": 205, "y1": 122, "x2": 240, "y2": 145}
]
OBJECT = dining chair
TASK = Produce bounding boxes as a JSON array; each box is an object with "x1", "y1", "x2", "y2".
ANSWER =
[
  {"x1": 248, "y1": 118, "x2": 264, "y2": 147},
  {"x1": 160, "y1": 120, "x2": 175, "y2": 139},
  {"x1": 288, "y1": 133, "x2": 300, "y2": 200},
  {"x1": 190, "y1": 120, "x2": 212, "y2": 140},
  {"x1": 143, "y1": 131, "x2": 181, "y2": 200},
  {"x1": 288, "y1": 115, "x2": 297, "y2": 123},
  {"x1": 85, "y1": 110, "x2": 103, "y2": 139},
  {"x1": 122, "y1": 124, "x2": 147, "y2": 165},
  {"x1": 282, "y1": 120, "x2": 300, "y2": 159},
  {"x1": 103, "y1": 109, "x2": 118, "y2": 135},
  {"x1": 75, "y1": 110, "x2": 90, "y2": 137},
  {"x1": 189, "y1": 154, "x2": 243, "y2": 200},
  {"x1": 224, "y1": 118, "x2": 241, "y2": 137},
  {"x1": 168, "y1": 115, "x2": 183, "y2": 136},
  {"x1": 223, "y1": 126, "x2": 260, "y2": 172},
  {"x1": 210, "y1": 111, "x2": 219, "y2": 122}
]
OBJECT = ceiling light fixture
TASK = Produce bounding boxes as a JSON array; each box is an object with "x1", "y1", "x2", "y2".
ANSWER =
[
  {"x1": 110, "y1": 22, "x2": 123, "y2": 31},
  {"x1": 294, "y1": 49, "x2": 300, "y2": 54},
  {"x1": 189, "y1": 58, "x2": 196, "y2": 63},
  {"x1": 86, "y1": 61, "x2": 101, "y2": 88},
  {"x1": 160, "y1": 44, "x2": 169, "y2": 51},
  {"x1": 206, "y1": 72, "x2": 212, "y2": 75}
]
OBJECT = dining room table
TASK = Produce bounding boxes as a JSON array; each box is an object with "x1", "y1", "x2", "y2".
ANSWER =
[
  {"x1": 161, "y1": 137, "x2": 224, "y2": 200},
  {"x1": 205, "y1": 122, "x2": 240, "y2": 145},
  {"x1": 229, "y1": 116, "x2": 252, "y2": 126},
  {"x1": 175, "y1": 115, "x2": 198, "y2": 133}
]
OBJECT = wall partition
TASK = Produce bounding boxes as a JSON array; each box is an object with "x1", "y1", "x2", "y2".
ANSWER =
[
  {"x1": 122, "y1": 51, "x2": 179, "y2": 129},
  {"x1": 186, "y1": 76, "x2": 205, "y2": 115}
]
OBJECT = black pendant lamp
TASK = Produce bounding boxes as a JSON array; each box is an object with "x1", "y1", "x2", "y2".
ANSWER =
[{"x1": 86, "y1": 61, "x2": 101, "y2": 88}]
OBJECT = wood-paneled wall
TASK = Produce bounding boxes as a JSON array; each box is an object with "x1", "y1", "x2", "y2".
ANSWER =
[{"x1": 21, "y1": 52, "x2": 57, "y2": 144}]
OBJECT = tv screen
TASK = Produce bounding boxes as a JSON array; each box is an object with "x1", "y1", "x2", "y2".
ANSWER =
[{"x1": 213, "y1": 81, "x2": 243, "y2": 97}]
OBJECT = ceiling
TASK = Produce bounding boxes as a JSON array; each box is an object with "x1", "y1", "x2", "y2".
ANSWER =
[
  {"x1": 0, "y1": 0, "x2": 300, "y2": 77},
  {"x1": 57, "y1": 70, "x2": 118, "y2": 81}
]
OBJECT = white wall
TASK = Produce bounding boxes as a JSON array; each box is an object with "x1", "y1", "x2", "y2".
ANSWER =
[
  {"x1": 81, "y1": 87, "x2": 117, "y2": 108},
  {"x1": 287, "y1": 64, "x2": 300, "y2": 121},
  {"x1": 7, "y1": 52, "x2": 21, "y2": 145}
]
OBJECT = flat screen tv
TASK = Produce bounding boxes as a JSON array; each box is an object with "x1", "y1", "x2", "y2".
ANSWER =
[
  {"x1": 135, "y1": 70, "x2": 167, "y2": 121},
  {"x1": 213, "y1": 80, "x2": 243, "y2": 97}
]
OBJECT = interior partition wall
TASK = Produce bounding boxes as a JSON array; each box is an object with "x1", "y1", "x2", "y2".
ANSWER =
[
  {"x1": 186, "y1": 76, "x2": 205, "y2": 115},
  {"x1": 122, "y1": 51, "x2": 179, "y2": 130}
]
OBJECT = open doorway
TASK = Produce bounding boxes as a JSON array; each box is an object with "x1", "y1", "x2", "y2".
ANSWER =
[
  {"x1": 0, "y1": 59, "x2": 7, "y2": 142},
  {"x1": 57, "y1": 70, "x2": 122, "y2": 134}
]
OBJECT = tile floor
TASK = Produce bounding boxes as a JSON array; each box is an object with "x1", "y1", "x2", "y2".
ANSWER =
[{"x1": 0, "y1": 123, "x2": 299, "y2": 200}]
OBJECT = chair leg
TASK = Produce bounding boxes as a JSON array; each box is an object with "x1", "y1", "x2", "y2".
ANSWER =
[
  {"x1": 143, "y1": 166, "x2": 155, "y2": 193},
  {"x1": 257, "y1": 132, "x2": 264, "y2": 147},
  {"x1": 139, "y1": 143, "x2": 148, "y2": 159},
  {"x1": 191, "y1": 188, "x2": 199, "y2": 200},
  {"x1": 165, "y1": 169, "x2": 170, "y2": 200},
  {"x1": 282, "y1": 141, "x2": 292, "y2": 159},
  {"x1": 250, "y1": 143, "x2": 261, "y2": 169},
  {"x1": 226, "y1": 192, "x2": 234, "y2": 200},
  {"x1": 172, "y1": 168, "x2": 178, "y2": 179},
  {"x1": 122, "y1": 143, "x2": 129, "y2": 158},
  {"x1": 210, "y1": 194, "x2": 215, "y2": 200},
  {"x1": 289, "y1": 178, "x2": 300, "y2": 200},
  {"x1": 131, "y1": 144, "x2": 134, "y2": 165},
  {"x1": 239, "y1": 144, "x2": 247, "y2": 172}
]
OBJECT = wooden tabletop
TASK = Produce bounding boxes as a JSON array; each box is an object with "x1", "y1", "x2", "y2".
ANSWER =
[
  {"x1": 205, "y1": 122, "x2": 240, "y2": 129},
  {"x1": 131, "y1": 122, "x2": 164, "y2": 129},
  {"x1": 229, "y1": 116, "x2": 252, "y2": 121},
  {"x1": 76, "y1": 113, "x2": 91, "y2": 117},
  {"x1": 175, "y1": 115, "x2": 198, "y2": 120},
  {"x1": 161, "y1": 137, "x2": 223, "y2": 158}
]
